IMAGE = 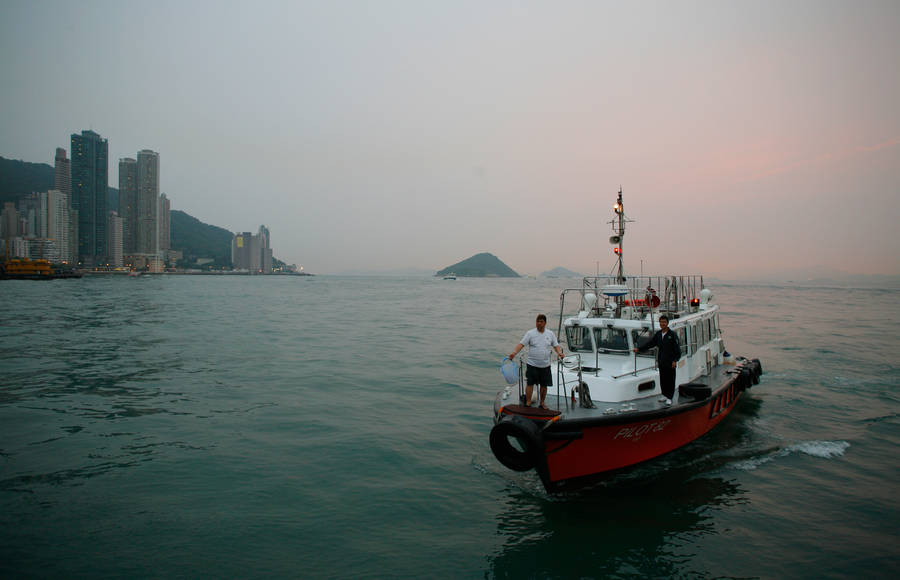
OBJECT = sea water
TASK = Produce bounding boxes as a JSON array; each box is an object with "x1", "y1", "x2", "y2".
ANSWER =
[{"x1": 1, "y1": 275, "x2": 898, "y2": 578}]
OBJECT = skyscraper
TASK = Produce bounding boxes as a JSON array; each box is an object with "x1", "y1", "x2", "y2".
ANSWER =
[
  {"x1": 54, "y1": 147, "x2": 76, "y2": 263},
  {"x1": 54, "y1": 148, "x2": 71, "y2": 197},
  {"x1": 1, "y1": 202, "x2": 18, "y2": 240},
  {"x1": 159, "y1": 193, "x2": 170, "y2": 253},
  {"x1": 71, "y1": 130, "x2": 108, "y2": 265},
  {"x1": 118, "y1": 157, "x2": 137, "y2": 256},
  {"x1": 47, "y1": 190, "x2": 71, "y2": 263},
  {"x1": 231, "y1": 226, "x2": 274, "y2": 273},
  {"x1": 107, "y1": 211, "x2": 123, "y2": 267},
  {"x1": 136, "y1": 150, "x2": 159, "y2": 255},
  {"x1": 259, "y1": 225, "x2": 272, "y2": 273},
  {"x1": 232, "y1": 232, "x2": 254, "y2": 271}
]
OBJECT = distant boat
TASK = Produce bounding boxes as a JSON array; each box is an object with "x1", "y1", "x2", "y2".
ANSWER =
[{"x1": 443, "y1": 272, "x2": 457, "y2": 280}]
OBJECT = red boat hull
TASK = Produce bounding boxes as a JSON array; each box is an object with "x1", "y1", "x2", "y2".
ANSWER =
[{"x1": 535, "y1": 376, "x2": 745, "y2": 491}]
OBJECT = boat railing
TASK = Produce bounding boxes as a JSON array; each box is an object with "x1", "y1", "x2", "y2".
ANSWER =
[
  {"x1": 507, "y1": 354, "x2": 578, "y2": 412},
  {"x1": 557, "y1": 354, "x2": 583, "y2": 411},
  {"x1": 557, "y1": 274, "x2": 705, "y2": 330}
]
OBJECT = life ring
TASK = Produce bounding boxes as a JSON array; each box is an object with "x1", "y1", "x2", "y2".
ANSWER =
[{"x1": 489, "y1": 415, "x2": 542, "y2": 472}]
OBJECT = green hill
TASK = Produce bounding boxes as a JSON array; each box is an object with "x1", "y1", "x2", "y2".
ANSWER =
[
  {"x1": 0, "y1": 156, "x2": 53, "y2": 204},
  {"x1": 170, "y1": 210, "x2": 233, "y2": 268},
  {"x1": 436, "y1": 252, "x2": 519, "y2": 277}
]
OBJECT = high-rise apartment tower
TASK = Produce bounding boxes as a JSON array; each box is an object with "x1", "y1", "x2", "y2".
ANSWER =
[
  {"x1": 71, "y1": 130, "x2": 108, "y2": 265},
  {"x1": 136, "y1": 150, "x2": 159, "y2": 255},
  {"x1": 118, "y1": 158, "x2": 137, "y2": 256}
]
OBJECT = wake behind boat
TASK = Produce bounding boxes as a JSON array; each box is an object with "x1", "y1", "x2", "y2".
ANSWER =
[{"x1": 489, "y1": 189, "x2": 762, "y2": 492}]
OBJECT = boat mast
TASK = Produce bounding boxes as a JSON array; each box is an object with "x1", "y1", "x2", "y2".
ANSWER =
[{"x1": 612, "y1": 187, "x2": 626, "y2": 284}]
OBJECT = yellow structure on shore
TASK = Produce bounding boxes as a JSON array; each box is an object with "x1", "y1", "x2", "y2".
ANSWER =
[{"x1": 1, "y1": 258, "x2": 82, "y2": 279}]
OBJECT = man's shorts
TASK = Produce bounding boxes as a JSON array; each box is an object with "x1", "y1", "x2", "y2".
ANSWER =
[{"x1": 525, "y1": 364, "x2": 553, "y2": 387}]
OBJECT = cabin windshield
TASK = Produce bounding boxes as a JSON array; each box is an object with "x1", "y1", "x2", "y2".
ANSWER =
[
  {"x1": 593, "y1": 327, "x2": 630, "y2": 354},
  {"x1": 632, "y1": 329, "x2": 655, "y2": 356},
  {"x1": 565, "y1": 326, "x2": 593, "y2": 353}
]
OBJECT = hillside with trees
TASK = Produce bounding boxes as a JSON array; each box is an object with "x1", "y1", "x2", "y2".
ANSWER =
[
  {"x1": 0, "y1": 156, "x2": 53, "y2": 204},
  {"x1": 170, "y1": 210, "x2": 234, "y2": 268}
]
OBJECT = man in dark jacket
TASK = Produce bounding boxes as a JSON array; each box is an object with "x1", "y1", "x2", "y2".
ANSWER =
[{"x1": 633, "y1": 315, "x2": 681, "y2": 406}]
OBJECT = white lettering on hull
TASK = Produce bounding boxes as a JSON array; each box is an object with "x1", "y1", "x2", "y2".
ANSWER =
[{"x1": 613, "y1": 419, "x2": 672, "y2": 442}]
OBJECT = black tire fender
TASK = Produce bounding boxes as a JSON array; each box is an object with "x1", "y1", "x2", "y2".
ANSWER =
[
  {"x1": 679, "y1": 382, "x2": 712, "y2": 400},
  {"x1": 751, "y1": 358, "x2": 763, "y2": 383},
  {"x1": 734, "y1": 367, "x2": 748, "y2": 391},
  {"x1": 489, "y1": 415, "x2": 543, "y2": 472},
  {"x1": 740, "y1": 365, "x2": 754, "y2": 389}
]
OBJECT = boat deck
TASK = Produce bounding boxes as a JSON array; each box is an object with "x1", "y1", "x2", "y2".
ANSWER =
[{"x1": 499, "y1": 362, "x2": 738, "y2": 421}]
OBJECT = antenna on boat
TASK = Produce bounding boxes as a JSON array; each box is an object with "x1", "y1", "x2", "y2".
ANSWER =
[{"x1": 610, "y1": 186, "x2": 632, "y2": 284}]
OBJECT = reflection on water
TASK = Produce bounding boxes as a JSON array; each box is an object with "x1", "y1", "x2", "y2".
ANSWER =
[{"x1": 488, "y1": 475, "x2": 744, "y2": 578}]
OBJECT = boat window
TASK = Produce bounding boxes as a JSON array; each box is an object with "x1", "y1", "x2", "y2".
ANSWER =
[
  {"x1": 676, "y1": 327, "x2": 688, "y2": 356},
  {"x1": 689, "y1": 323, "x2": 698, "y2": 355},
  {"x1": 593, "y1": 327, "x2": 630, "y2": 353},
  {"x1": 631, "y1": 329, "x2": 654, "y2": 356},
  {"x1": 565, "y1": 326, "x2": 594, "y2": 353}
]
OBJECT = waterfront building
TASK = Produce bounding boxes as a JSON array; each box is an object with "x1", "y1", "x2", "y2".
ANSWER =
[
  {"x1": 107, "y1": 211, "x2": 123, "y2": 267},
  {"x1": 232, "y1": 231, "x2": 256, "y2": 271},
  {"x1": 119, "y1": 157, "x2": 137, "y2": 255},
  {"x1": 24, "y1": 238, "x2": 58, "y2": 261},
  {"x1": 11, "y1": 190, "x2": 73, "y2": 263},
  {"x1": 54, "y1": 147, "x2": 77, "y2": 263},
  {"x1": 54, "y1": 148, "x2": 71, "y2": 197},
  {"x1": 2, "y1": 202, "x2": 19, "y2": 240},
  {"x1": 47, "y1": 189, "x2": 72, "y2": 263},
  {"x1": 159, "y1": 193, "x2": 170, "y2": 253},
  {"x1": 259, "y1": 224, "x2": 272, "y2": 273},
  {"x1": 1, "y1": 203, "x2": 27, "y2": 259},
  {"x1": 71, "y1": 130, "x2": 108, "y2": 266},
  {"x1": 136, "y1": 150, "x2": 159, "y2": 255},
  {"x1": 231, "y1": 225, "x2": 274, "y2": 273},
  {"x1": 20, "y1": 193, "x2": 43, "y2": 237}
]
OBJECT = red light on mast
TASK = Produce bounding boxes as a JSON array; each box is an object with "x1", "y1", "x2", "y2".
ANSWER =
[{"x1": 614, "y1": 247, "x2": 621, "y2": 255}]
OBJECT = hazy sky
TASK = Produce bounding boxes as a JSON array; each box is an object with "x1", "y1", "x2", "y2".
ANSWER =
[{"x1": 2, "y1": 0, "x2": 898, "y2": 277}]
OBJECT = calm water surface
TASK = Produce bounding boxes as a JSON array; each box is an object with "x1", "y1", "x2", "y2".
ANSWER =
[{"x1": 1, "y1": 275, "x2": 898, "y2": 578}]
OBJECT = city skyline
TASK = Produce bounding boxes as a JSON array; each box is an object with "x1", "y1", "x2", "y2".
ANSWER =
[
  {"x1": 3, "y1": 134, "x2": 284, "y2": 273},
  {"x1": 2, "y1": 1, "x2": 898, "y2": 277}
]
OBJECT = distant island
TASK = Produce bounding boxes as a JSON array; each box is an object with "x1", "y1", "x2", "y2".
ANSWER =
[
  {"x1": 541, "y1": 266, "x2": 584, "y2": 278},
  {"x1": 436, "y1": 252, "x2": 519, "y2": 278}
]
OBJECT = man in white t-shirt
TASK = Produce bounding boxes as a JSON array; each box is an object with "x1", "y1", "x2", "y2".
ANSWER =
[{"x1": 509, "y1": 314, "x2": 565, "y2": 409}]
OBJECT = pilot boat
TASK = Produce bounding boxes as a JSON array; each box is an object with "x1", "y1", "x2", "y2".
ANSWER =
[{"x1": 489, "y1": 189, "x2": 762, "y2": 492}]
